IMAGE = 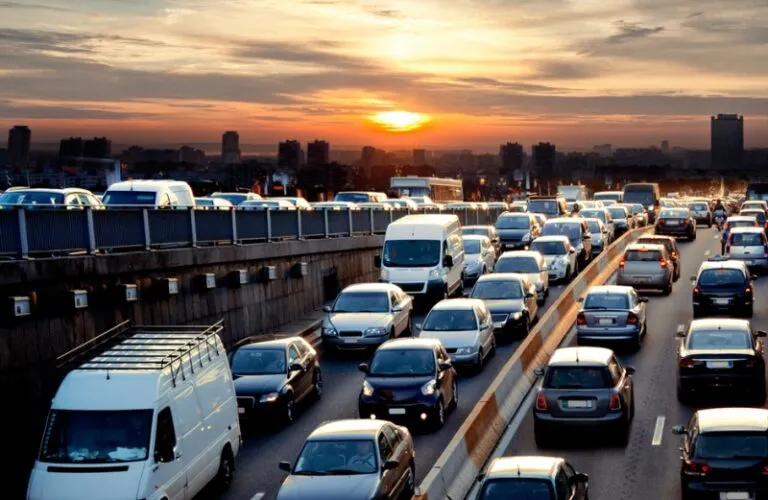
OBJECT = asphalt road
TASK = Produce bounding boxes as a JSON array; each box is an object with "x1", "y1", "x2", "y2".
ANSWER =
[
  {"x1": 218, "y1": 275, "x2": 573, "y2": 499},
  {"x1": 500, "y1": 227, "x2": 768, "y2": 500}
]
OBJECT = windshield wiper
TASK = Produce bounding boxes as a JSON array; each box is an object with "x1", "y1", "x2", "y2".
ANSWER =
[
  {"x1": 293, "y1": 470, "x2": 331, "y2": 476},
  {"x1": 327, "y1": 468, "x2": 368, "y2": 475},
  {"x1": 585, "y1": 306, "x2": 609, "y2": 310},
  {"x1": 556, "y1": 384, "x2": 586, "y2": 389}
]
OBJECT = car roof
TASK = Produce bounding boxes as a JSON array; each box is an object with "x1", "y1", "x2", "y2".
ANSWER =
[
  {"x1": 626, "y1": 243, "x2": 666, "y2": 251},
  {"x1": 533, "y1": 235, "x2": 570, "y2": 243},
  {"x1": 499, "y1": 212, "x2": 529, "y2": 218},
  {"x1": 741, "y1": 209, "x2": 765, "y2": 214},
  {"x1": 377, "y1": 338, "x2": 440, "y2": 351},
  {"x1": 697, "y1": 408, "x2": 768, "y2": 433},
  {"x1": 341, "y1": 283, "x2": 398, "y2": 293},
  {"x1": 585, "y1": 285, "x2": 633, "y2": 295},
  {"x1": 463, "y1": 225, "x2": 493, "y2": 230},
  {"x1": 637, "y1": 235, "x2": 675, "y2": 242},
  {"x1": 499, "y1": 250, "x2": 541, "y2": 260},
  {"x1": 486, "y1": 456, "x2": 562, "y2": 480},
  {"x1": 689, "y1": 318, "x2": 750, "y2": 332},
  {"x1": 548, "y1": 346, "x2": 613, "y2": 367},
  {"x1": 476, "y1": 273, "x2": 527, "y2": 284},
  {"x1": 698, "y1": 259, "x2": 748, "y2": 272},
  {"x1": 730, "y1": 227, "x2": 764, "y2": 234},
  {"x1": 545, "y1": 217, "x2": 580, "y2": 224},
  {"x1": 308, "y1": 419, "x2": 386, "y2": 440},
  {"x1": 728, "y1": 215, "x2": 757, "y2": 221},
  {"x1": 463, "y1": 234, "x2": 491, "y2": 243},
  {"x1": 237, "y1": 336, "x2": 296, "y2": 349},
  {"x1": 432, "y1": 298, "x2": 484, "y2": 310}
]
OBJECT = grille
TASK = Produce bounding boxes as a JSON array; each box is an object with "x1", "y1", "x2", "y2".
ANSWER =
[
  {"x1": 339, "y1": 331, "x2": 363, "y2": 337},
  {"x1": 237, "y1": 396, "x2": 255, "y2": 408},
  {"x1": 395, "y1": 282, "x2": 424, "y2": 293}
]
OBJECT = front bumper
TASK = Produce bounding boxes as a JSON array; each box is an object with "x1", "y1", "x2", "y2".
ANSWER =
[
  {"x1": 323, "y1": 334, "x2": 390, "y2": 350},
  {"x1": 500, "y1": 240, "x2": 529, "y2": 250},
  {"x1": 492, "y1": 313, "x2": 527, "y2": 335},
  {"x1": 237, "y1": 396, "x2": 285, "y2": 420},
  {"x1": 359, "y1": 394, "x2": 440, "y2": 422},
  {"x1": 384, "y1": 278, "x2": 447, "y2": 297},
  {"x1": 679, "y1": 373, "x2": 762, "y2": 393}
]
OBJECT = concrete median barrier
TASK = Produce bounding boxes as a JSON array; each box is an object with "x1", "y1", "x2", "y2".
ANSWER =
[{"x1": 413, "y1": 226, "x2": 652, "y2": 500}]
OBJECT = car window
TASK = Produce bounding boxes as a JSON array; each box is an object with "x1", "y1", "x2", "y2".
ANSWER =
[
  {"x1": 687, "y1": 329, "x2": 752, "y2": 349},
  {"x1": 65, "y1": 194, "x2": 81, "y2": 206},
  {"x1": 583, "y1": 293, "x2": 629, "y2": 310},
  {"x1": 554, "y1": 468, "x2": 570, "y2": 500},
  {"x1": 377, "y1": 433, "x2": 393, "y2": 461},
  {"x1": 608, "y1": 359, "x2": 622, "y2": 385},
  {"x1": 625, "y1": 250, "x2": 661, "y2": 261},
  {"x1": 155, "y1": 407, "x2": 177, "y2": 455},
  {"x1": 698, "y1": 269, "x2": 746, "y2": 286},
  {"x1": 381, "y1": 425, "x2": 400, "y2": 448},
  {"x1": 288, "y1": 345, "x2": 301, "y2": 363},
  {"x1": 731, "y1": 233, "x2": 765, "y2": 246},
  {"x1": 294, "y1": 341, "x2": 309, "y2": 356},
  {"x1": 545, "y1": 367, "x2": 612, "y2": 389}
]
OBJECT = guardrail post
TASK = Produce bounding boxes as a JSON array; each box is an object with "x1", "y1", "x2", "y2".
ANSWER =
[
  {"x1": 86, "y1": 208, "x2": 96, "y2": 254},
  {"x1": 231, "y1": 209, "x2": 238, "y2": 244},
  {"x1": 189, "y1": 208, "x2": 197, "y2": 247},
  {"x1": 17, "y1": 208, "x2": 29, "y2": 259},
  {"x1": 324, "y1": 209, "x2": 329, "y2": 238},
  {"x1": 389, "y1": 209, "x2": 394, "y2": 225},
  {"x1": 297, "y1": 209, "x2": 303, "y2": 239},
  {"x1": 475, "y1": 209, "x2": 480, "y2": 225},
  {"x1": 142, "y1": 208, "x2": 151, "y2": 250},
  {"x1": 266, "y1": 209, "x2": 272, "y2": 242},
  {"x1": 369, "y1": 209, "x2": 375, "y2": 235},
  {"x1": 348, "y1": 208, "x2": 353, "y2": 237}
]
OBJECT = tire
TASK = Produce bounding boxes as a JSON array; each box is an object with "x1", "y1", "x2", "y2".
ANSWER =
[
  {"x1": 631, "y1": 333, "x2": 642, "y2": 352},
  {"x1": 215, "y1": 448, "x2": 235, "y2": 493},
  {"x1": 447, "y1": 379, "x2": 458, "y2": 410},
  {"x1": 519, "y1": 317, "x2": 530, "y2": 338},
  {"x1": 403, "y1": 462, "x2": 416, "y2": 499},
  {"x1": 616, "y1": 421, "x2": 630, "y2": 446},
  {"x1": 284, "y1": 395, "x2": 296, "y2": 425},
  {"x1": 474, "y1": 348, "x2": 484, "y2": 373},
  {"x1": 677, "y1": 385, "x2": 689, "y2": 405},
  {"x1": 744, "y1": 305, "x2": 754, "y2": 318},
  {"x1": 313, "y1": 369, "x2": 323, "y2": 400},
  {"x1": 755, "y1": 380, "x2": 767, "y2": 406},
  {"x1": 489, "y1": 335, "x2": 497, "y2": 357},
  {"x1": 404, "y1": 314, "x2": 414, "y2": 337},
  {"x1": 662, "y1": 282, "x2": 672, "y2": 296},
  {"x1": 433, "y1": 399, "x2": 445, "y2": 430}
]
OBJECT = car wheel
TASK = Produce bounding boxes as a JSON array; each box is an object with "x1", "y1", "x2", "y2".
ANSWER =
[
  {"x1": 313, "y1": 369, "x2": 323, "y2": 399},
  {"x1": 284, "y1": 396, "x2": 296, "y2": 424},
  {"x1": 216, "y1": 448, "x2": 235, "y2": 493},
  {"x1": 489, "y1": 335, "x2": 497, "y2": 356},
  {"x1": 433, "y1": 399, "x2": 445, "y2": 429},
  {"x1": 708, "y1": 219, "x2": 712, "y2": 228},
  {"x1": 662, "y1": 282, "x2": 672, "y2": 296},
  {"x1": 448, "y1": 379, "x2": 458, "y2": 410},
  {"x1": 474, "y1": 348, "x2": 484, "y2": 372},
  {"x1": 519, "y1": 317, "x2": 530, "y2": 338},
  {"x1": 631, "y1": 333, "x2": 642, "y2": 352},
  {"x1": 404, "y1": 314, "x2": 414, "y2": 337},
  {"x1": 616, "y1": 421, "x2": 631, "y2": 446},
  {"x1": 404, "y1": 462, "x2": 416, "y2": 499},
  {"x1": 676, "y1": 385, "x2": 689, "y2": 405}
]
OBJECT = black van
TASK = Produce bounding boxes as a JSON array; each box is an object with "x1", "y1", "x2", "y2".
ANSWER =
[{"x1": 622, "y1": 183, "x2": 661, "y2": 223}]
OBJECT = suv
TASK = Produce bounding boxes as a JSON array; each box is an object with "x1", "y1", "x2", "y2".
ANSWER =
[
  {"x1": 636, "y1": 235, "x2": 681, "y2": 281},
  {"x1": 533, "y1": 347, "x2": 635, "y2": 446},
  {"x1": 673, "y1": 408, "x2": 768, "y2": 499},
  {"x1": 495, "y1": 213, "x2": 540, "y2": 250},
  {"x1": 691, "y1": 258, "x2": 755, "y2": 317},
  {"x1": 617, "y1": 243, "x2": 674, "y2": 295},
  {"x1": 527, "y1": 195, "x2": 569, "y2": 220},
  {"x1": 687, "y1": 200, "x2": 713, "y2": 227},
  {"x1": 475, "y1": 456, "x2": 589, "y2": 499}
]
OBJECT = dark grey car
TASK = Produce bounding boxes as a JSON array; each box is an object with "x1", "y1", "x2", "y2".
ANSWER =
[
  {"x1": 533, "y1": 347, "x2": 635, "y2": 446},
  {"x1": 278, "y1": 419, "x2": 415, "y2": 500},
  {"x1": 495, "y1": 213, "x2": 540, "y2": 250},
  {"x1": 576, "y1": 285, "x2": 648, "y2": 351}
]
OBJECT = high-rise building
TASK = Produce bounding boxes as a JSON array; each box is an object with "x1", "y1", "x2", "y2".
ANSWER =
[
  {"x1": 661, "y1": 140, "x2": 670, "y2": 154},
  {"x1": 412, "y1": 149, "x2": 427, "y2": 166},
  {"x1": 592, "y1": 144, "x2": 613, "y2": 157},
  {"x1": 307, "y1": 140, "x2": 330, "y2": 167},
  {"x1": 7, "y1": 125, "x2": 31, "y2": 166},
  {"x1": 221, "y1": 131, "x2": 241, "y2": 164},
  {"x1": 711, "y1": 114, "x2": 744, "y2": 173},
  {"x1": 83, "y1": 137, "x2": 112, "y2": 158},
  {"x1": 532, "y1": 142, "x2": 556, "y2": 190},
  {"x1": 278, "y1": 140, "x2": 303, "y2": 170},
  {"x1": 59, "y1": 137, "x2": 84, "y2": 158},
  {"x1": 499, "y1": 142, "x2": 524, "y2": 180}
]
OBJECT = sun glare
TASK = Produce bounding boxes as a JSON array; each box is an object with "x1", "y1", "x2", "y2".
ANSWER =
[{"x1": 369, "y1": 110, "x2": 431, "y2": 132}]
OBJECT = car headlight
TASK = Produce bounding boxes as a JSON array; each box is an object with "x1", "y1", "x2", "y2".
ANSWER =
[
  {"x1": 380, "y1": 269, "x2": 390, "y2": 281},
  {"x1": 323, "y1": 326, "x2": 338, "y2": 336},
  {"x1": 365, "y1": 327, "x2": 388, "y2": 336},
  {"x1": 511, "y1": 312, "x2": 523, "y2": 320},
  {"x1": 522, "y1": 233, "x2": 531, "y2": 242},
  {"x1": 421, "y1": 379, "x2": 437, "y2": 396},
  {"x1": 362, "y1": 380, "x2": 374, "y2": 396},
  {"x1": 429, "y1": 268, "x2": 440, "y2": 279},
  {"x1": 455, "y1": 347, "x2": 473, "y2": 355},
  {"x1": 260, "y1": 392, "x2": 279, "y2": 403}
]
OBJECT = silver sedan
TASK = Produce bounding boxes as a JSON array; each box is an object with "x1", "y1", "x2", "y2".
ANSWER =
[{"x1": 576, "y1": 285, "x2": 648, "y2": 351}]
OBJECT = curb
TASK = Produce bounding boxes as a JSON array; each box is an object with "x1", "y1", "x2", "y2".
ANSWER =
[{"x1": 413, "y1": 226, "x2": 651, "y2": 500}]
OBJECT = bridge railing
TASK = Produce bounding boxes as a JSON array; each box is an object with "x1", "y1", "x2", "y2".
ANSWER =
[{"x1": 0, "y1": 206, "x2": 505, "y2": 259}]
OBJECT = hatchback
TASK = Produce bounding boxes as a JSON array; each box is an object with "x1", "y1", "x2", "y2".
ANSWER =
[
  {"x1": 278, "y1": 419, "x2": 415, "y2": 500},
  {"x1": 636, "y1": 235, "x2": 682, "y2": 281},
  {"x1": 495, "y1": 213, "x2": 540, "y2": 250},
  {"x1": 607, "y1": 206, "x2": 633, "y2": 237},
  {"x1": 529, "y1": 236, "x2": 579, "y2": 282},
  {"x1": 576, "y1": 285, "x2": 648, "y2": 350},
  {"x1": 470, "y1": 273, "x2": 539, "y2": 337},
  {"x1": 655, "y1": 207, "x2": 697, "y2": 240},
  {"x1": 688, "y1": 201, "x2": 713, "y2": 227},
  {"x1": 617, "y1": 243, "x2": 674, "y2": 295},
  {"x1": 475, "y1": 456, "x2": 589, "y2": 500},
  {"x1": 533, "y1": 347, "x2": 635, "y2": 446},
  {"x1": 580, "y1": 208, "x2": 615, "y2": 242},
  {"x1": 462, "y1": 235, "x2": 497, "y2": 283},
  {"x1": 584, "y1": 218, "x2": 610, "y2": 256},
  {"x1": 742, "y1": 200, "x2": 768, "y2": 214},
  {"x1": 726, "y1": 227, "x2": 768, "y2": 271},
  {"x1": 462, "y1": 225, "x2": 501, "y2": 256},
  {"x1": 493, "y1": 250, "x2": 550, "y2": 303},
  {"x1": 541, "y1": 217, "x2": 592, "y2": 269},
  {"x1": 741, "y1": 209, "x2": 768, "y2": 234},
  {"x1": 691, "y1": 258, "x2": 755, "y2": 317}
]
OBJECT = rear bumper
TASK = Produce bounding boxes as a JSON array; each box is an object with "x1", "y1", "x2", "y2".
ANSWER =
[
  {"x1": 617, "y1": 270, "x2": 671, "y2": 289},
  {"x1": 655, "y1": 224, "x2": 695, "y2": 236},
  {"x1": 500, "y1": 241, "x2": 528, "y2": 250},
  {"x1": 729, "y1": 255, "x2": 768, "y2": 269},
  {"x1": 682, "y1": 479, "x2": 768, "y2": 497},
  {"x1": 679, "y1": 373, "x2": 762, "y2": 392},
  {"x1": 577, "y1": 325, "x2": 641, "y2": 342},
  {"x1": 533, "y1": 410, "x2": 626, "y2": 430}
]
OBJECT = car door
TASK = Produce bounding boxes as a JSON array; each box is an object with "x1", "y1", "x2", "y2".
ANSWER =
[
  {"x1": 609, "y1": 356, "x2": 633, "y2": 411},
  {"x1": 554, "y1": 466, "x2": 572, "y2": 500},
  {"x1": 376, "y1": 432, "x2": 398, "y2": 498},
  {"x1": 295, "y1": 340, "x2": 318, "y2": 390},
  {"x1": 630, "y1": 289, "x2": 646, "y2": 325},
  {"x1": 389, "y1": 290, "x2": 407, "y2": 335},
  {"x1": 436, "y1": 346, "x2": 455, "y2": 400},
  {"x1": 381, "y1": 424, "x2": 410, "y2": 497},
  {"x1": 483, "y1": 239, "x2": 495, "y2": 271},
  {"x1": 581, "y1": 220, "x2": 592, "y2": 256},
  {"x1": 152, "y1": 406, "x2": 186, "y2": 500},
  {"x1": 475, "y1": 305, "x2": 493, "y2": 355},
  {"x1": 525, "y1": 279, "x2": 538, "y2": 319},
  {"x1": 538, "y1": 256, "x2": 549, "y2": 287},
  {"x1": 287, "y1": 344, "x2": 311, "y2": 400}
]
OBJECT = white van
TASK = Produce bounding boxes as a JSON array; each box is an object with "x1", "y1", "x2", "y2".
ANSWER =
[
  {"x1": 376, "y1": 214, "x2": 465, "y2": 303},
  {"x1": 102, "y1": 180, "x2": 196, "y2": 208},
  {"x1": 27, "y1": 321, "x2": 241, "y2": 500}
]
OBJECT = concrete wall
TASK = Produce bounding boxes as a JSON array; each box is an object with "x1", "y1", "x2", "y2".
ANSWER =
[{"x1": 0, "y1": 235, "x2": 384, "y2": 497}]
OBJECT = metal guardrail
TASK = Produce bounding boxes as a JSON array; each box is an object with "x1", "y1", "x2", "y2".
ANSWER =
[{"x1": 0, "y1": 207, "x2": 504, "y2": 259}]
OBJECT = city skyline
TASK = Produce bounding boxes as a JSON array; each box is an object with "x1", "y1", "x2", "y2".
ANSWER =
[{"x1": 1, "y1": 1, "x2": 767, "y2": 147}]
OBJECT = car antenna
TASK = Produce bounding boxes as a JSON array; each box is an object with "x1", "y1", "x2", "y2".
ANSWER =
[
  {"x1": 517, "y1": 464, "x2": 521, "y2": 477},
  {"x1": 575, "y1": 351, "x2": 579, "y2": 363}
]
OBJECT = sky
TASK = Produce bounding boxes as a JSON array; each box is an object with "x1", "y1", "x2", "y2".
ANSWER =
[{"x1": 1, "y1": 0, "x2": 767, "y2": 149}]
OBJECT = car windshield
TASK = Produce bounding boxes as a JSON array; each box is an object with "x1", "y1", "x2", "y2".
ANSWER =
[
  {"x1": 687, "y1": 329, "x2": 751, "y2": 349},
  {"x1": 528, "y1": 200, "x2": 559, "y2": 215},
  {"x1": 629, "y1": 204, "x2": 644, "y2": 214},
  {"x1": 545, "y1": 367, "x2": 611, "y2": 389},
  {"x1": 479, "y1": 479, "x2": 555, "y2": 500},
  {"x1": 542, "y1": 222, "x2": 581, "y2": 240},
  {"x1": 39, "y1": 410, "x2": 153, "y2": 463},
  {"x1": 696, "y1": 432, "x2": 768, "y2": 460},
  {"x1": 660, "y1": 209, "x2": 688, "y2": 218},
  {"x1": 595, "y1": 193, "x2": 621, "y2": 202},
  {"x1": 530, "y1": 241, "x2": 566, "y2": 255},
  {"x1": 580, "y1": 210, "x2": 604, "y2": 221},
  {"x1": 335, "y1": 193, "x2": 370, "y2": 203},
  {"x1": 422, "y1": 309, "x2": 477, "y2": 331},
  {"x1": 584, "y1": 293, "x2": 629, "y2": 310},
  {"x1": 231, "y1": 348, "x2": 286, "y2": 375},
  {"x1": 196, "y1": 199, "x2": 214, "y2": 206},
  {"x1": 211, "y1": 193, "x2": 247, "y2": 205},
  {"x1": 698, "y1": 269, "x2": 746, "y2": 286},
  {"x1": 743, "y1": 211, "x2": 767, "y2": 223},
  {"x1": 463, "y1": 240, "x2": 482, "y2": 254},
  {"x1": 731, "y1": 233, "x2": 764, "y2": 246},
  {"x1": 471, "y1": 281, "x2": 524, "y2": 300},
  {"x1": 689, "y1": 203, "x2": 709, "y2": 211},
  {"x1": 609, "y1": 208, "x2": 628, "y2": 219},
  {"x1": 102, "y1": 191, "x2": 157, "y2": 205},
  {"x1": 0, "y1": 191, "x2": 65, "y2": 205},
  {"x1": 294, "y1": 439, "x2": 377, "y2": 475},
  {"x1": 463, "y1": 227, "x2": 491, "y2": 237},
  {"x1": 623, "y1": 189, "x2": 655, "y2": 206},
  {"x1": 506, "y1": 205, "x2": 526, "y2": 213},
  {"x1": 382, "y1": 239, "x2": 441, "y2": 268},
  {"x1": 586, "y1": 220, "x2": 602, "y2": 233},
  {"x1": 496, "y1": 216, "x2": 529, "y2": 230},
  {"x1": 369, "y1": 349, "x2": 435, "y2": 376},
  {"x1": 496, "y1": 257, "x2": 540, "y2": 273},
  {"x1": 333, "y1": 292, "x2": 389, "y2": 313},
  {"x1": 625, "y1": 250, "x2": 661, "y2": 261}
]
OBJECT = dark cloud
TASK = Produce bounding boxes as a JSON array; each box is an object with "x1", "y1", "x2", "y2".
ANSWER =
[
  {"x1": 533, "y1": 61, "x2": 598, "y2": 80},
  {"x1": 455, "y1": 77, "x2": 568, "y2": 93},
  {"x1": 368, "y1": 8, "x2": 401, "y2": 18},
  {"x1": 231, "y1": 40, "x2": 375, "y2": 70},
  {"x1": 0, "y1": 1, "x2": 73, "y2": 12},
  {"x1": 0, "y1": 100, "x2": 155, "y2": 119},
  {"x1": 605, "y1": 21, "x2": 664, "y2": 44},
  {"x1": 0, "y1": 28, "x2": 166, "y2": 56}
]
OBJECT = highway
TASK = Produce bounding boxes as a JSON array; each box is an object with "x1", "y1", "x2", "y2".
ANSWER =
[
  {"x1": 220, "y1": 281, "x2": 572, "y2": 499},
  {"x1": 498, "y1": 226, "x2": 768, "y2": 500}
]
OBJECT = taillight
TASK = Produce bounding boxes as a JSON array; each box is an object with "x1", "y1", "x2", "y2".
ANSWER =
[
  {"x1": 745, "y1": 285, "x2": 752, "y2": 295},
  {"x1": 535, "y1": 393, "x2": 548, "y2": 411},
  {"x1": 619, "y1": 259, "x2": 626, "y2": 268},
  {"x1": 576, "y1": 313, "x2": 587, "y2": 326},
  {"x1": 683, "y1": 460, "x2": 710, "y2": 476},
  {"x1": 660, "y1": 258, "x2": 668, "y2": 268},
  {"x1": 657, "y1": 219, "x2": 665, "y2": 225},
  {"x1": 762, "y1": 464, "x2": 768, "y2": 475},
  {"x1": 680, "y1": 358, "x2": 695, "y2": 368},
  {"x1": 609, "y1": 393, "x2": 621, "y2": 410},
  {"x1": 693, "y1": 287, "x2": 700, "y2": 296},
  {"x1": 626, "y1": 313, "x2": 638, "y2": 325}
]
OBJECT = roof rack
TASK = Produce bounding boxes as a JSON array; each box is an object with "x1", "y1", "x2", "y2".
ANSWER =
[{"x1": 56, "y1": 320, "x2": 225, "y2": 387}]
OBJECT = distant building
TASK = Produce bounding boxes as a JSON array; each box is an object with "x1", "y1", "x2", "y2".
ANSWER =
[
  {"x1": 499, "y1": 142, "x2": 524, "y2": 181},
  {"x1": 179, "y1": 146, "x2": 205, "y2": 165},
  {"x1": 278, "y1": 140, "x2": 303, "y2": 170},
  {"x1": 7, "y1": 125, "x2": 31, "y2": 167},
  {"x1": 613, "y1": 147, "x2": 668, "y2": 167},
  {"x1": 306, "y1": 140, "x2": 330, "y2": 167},
  {"x1": 412, "y1": 149, "x2": 427, "y2": 166},
  {"x1": 532, "y1": 142, "x2": 556, "y2": 181},
  {"x1": 592, "y1": 144, "x2": 613, "y2": 157},
  {"x1": 221, "y1": 131, "x2": 241, "y2": 164},
  {"x1": 711, "y1": 114, "x2": 744, "y2": 173},
  {"x1": 59, "y1": 137, "x2": 84, "y2": 158},
  {"x1": 661, "y1": 140, "x2": 670, "y2": 154},
  {"x1": 83, "y1": 137, "x2": 111, "y2": 158}
]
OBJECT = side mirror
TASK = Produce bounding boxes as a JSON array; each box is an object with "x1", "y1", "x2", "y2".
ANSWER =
[
  {"x1": 625, "y1": 365, "x2": 636, "y2": 375},
  {"x1": 289, "y1": 363, "x2": 303, "y2": 372},
  {"x1": 569, "y1": 248, "x2": 576, "y2": 254},
  {"x1": 392, "y1": 304, "x2": 403, "y2": 313},
  {"x1": 444, "y1": 255, "x2": 454, "y2": 268},
  {"x1": 576, "y1": 297, "x2": 584, "y2": 303},
  {"x1": 374, "y1": 255, "x2": 382, "y2": 268},
  {"x1": 358, "y1": 363, "x2": 369, "y2": 373},
  {"x1": 671, "y1": 425, "x2": 686, "y2": 435},
  {"x1": 533, "y1": 367, "x2": 545, "y2": 377},
  {"x1": 438, "y1": 361, "x2": 453, "y2": 371},
  {"x1": 383, "y1": 460, "x2": 399, "y2": 471},
  {"x1": 639, "y1": 297, "x2": 649, "y2": 303},
  {"x1": 480, "y1": 322, "x2": 491, "y2": 330},
  {"x1": 322, "y1": 305, "x2": 332, "y2": 313},
  {"x1": 279, "y1": 461, "x2": 292, "y2": 472},
  {"x1": 573, "y1": 472, "x2": 589, "y2": 484},
  {"x1": 155, "y1": 445, "x2": 175, "y2": 463},
  {"x1": 757, "y1": 330, "x2": 768, "y2": 338}
]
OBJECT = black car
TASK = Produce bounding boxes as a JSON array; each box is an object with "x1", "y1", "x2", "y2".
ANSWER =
[
  {"x1": 358, "y1": 338, "x2": 458, "y2": 430},
  {"x1": 673, "y1": 407, "x2": 768, "y2": 499},
  {"x1": 495, "y1": 213, "x2": 540, "y2": 250},
  {"x1": 607, "y1": 206, "x2": 633, "y2": 237},
  {"x1": 692, "y1": 258, "x2": 755, "y2": 318},
  {"x1": 676, "y1": 318, "x2": 767, "y2": 404},
  {"x1": 637, "y1": 235, "x2": 681, "y2": 281},
  {"x1": 229, "y1": 336, "x2": 322, "y2": 426},
  {"x1": 655, "y1": 207, "x2": 697, "y2": 240}
]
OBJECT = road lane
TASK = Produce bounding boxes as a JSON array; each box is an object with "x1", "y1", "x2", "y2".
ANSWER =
[
  {"x1": 221, "y1": 281, "x2": 572, "y2": 499},
  {"x1": 501, "y1": 227, "x2": 768, "y2": 500}
]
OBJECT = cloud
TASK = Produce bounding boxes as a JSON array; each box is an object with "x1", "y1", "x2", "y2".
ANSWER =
[
  {"x1": 0, "y1": 100, "x2": 156, "y2": 119},
  {"x1": 0, "y1": 1, "x2": 73, "y2": 12},
  {"x1": 367, "y1": 8, "x2": 401, "y2": 18},
  {"x1": 454, "y1": 77, "x2": 568, "y2": 93},
  {"x1": 231, "y1": 40, "x2": 376, "y2": 70},
  {"x1": 0, "y1": 28, "x2": 166, "y2": 57},
  {"x1": 605, "y1": 21, "x2": 664, "y2": 44}
]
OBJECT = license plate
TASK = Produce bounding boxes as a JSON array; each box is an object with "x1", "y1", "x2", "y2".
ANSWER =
[
  {"x1": 343, "y1": 338, "x2": 359, "y2": 343},
  {"x1": 667, "y1": 221, "x2": 680, "y2": 225},
  {"x1": 565, "y1": 400, "x2": 592, "y2": 409},
  {"x1": 707, "y1": 361, "x2": 732, "y2": 369},
  {"x1": 598, "y1": 318, "x2": 614, "y2": 325},
  {"x1": 238, "y1": 407, "x2": 245, "y2": 414},
  {"x1": 748, "y1": 260, "x2": 756, "y2": 265},
  {"x1": 493, "y1": 322, "x2": 504, "y2": 329},
  {"x1": 388, "y1": 408, "x2": 406, "y2": 415},
  {"x1": 713, "y1": 298, "x2": 730, "y2": 305},
  {"x1": 721, "y1": 493, "x2": 752, "y2": 500}
]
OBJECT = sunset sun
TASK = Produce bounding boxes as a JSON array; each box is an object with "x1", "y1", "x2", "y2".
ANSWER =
[{"x1": 369, "y1": 110, "x2": 431, "y2": 132}]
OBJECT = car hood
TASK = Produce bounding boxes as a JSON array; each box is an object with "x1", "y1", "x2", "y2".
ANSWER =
[
  {"x1": 541, "y1": 255, "x2": 566, "y2": 266},
  {"x1": 497, "y1": 229, "x2": 529, "y2": 238},
  {"x1": 419, "y1": 330, "x2": 479, "y2": 348},
  {"x1": 277, "y1": 474, "x2": 379, "y2": 500},
  {"x1": 480, "y1": 299, "x2": 525, "y2": 313},
  {"x1": 328, "y1": 313, "x2": 393, "y2": 330},
  {"x1": 464, "y1": 253, "x2": 483, "y2": 264},
  {"x1": 366, "y1": 375, "x2": 433, "y2": 390},
  {"x1": 233, "y1": 374, "x2": 286, "y2": 394},
  {"x1": 27, "y1": 462, "x2": 145, "y2": 500}
]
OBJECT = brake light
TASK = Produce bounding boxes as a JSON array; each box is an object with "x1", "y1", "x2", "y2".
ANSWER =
[
  {"x1": 693, "y1": 287, "x2": 700, "y2": 296},
  {"x1": 680, "y1": 358, "x2": 695, "y2": 368},
  {"x1": 657, "y1": 219, "x2": 665, "y2": 225},
  {"x1": 762, "y1": 464, "x2": 768, "y2": 475},
  {"x1": 535, "y1": 393, "x2": 548, "y2": 411},
  {"x1": 619, "y1": 259, "x2": 626, "y2": 268},
  {"x1": 660, "y1": 258, "x2": 668, "y2": 268},
  {"x1": 609, "y1": 393, "x2": 621, "y2": 410},
  {"x1": 626, "y1": 313, "x2": 638, "y2": 325},
  {"x1": 745, "y1": 286, "x2": 752, "y2": 295},
  {"x1": 683, "y1": 460, "x2": 710, "y2": 476},
  {"x1": 576, "y1": 313, "x2": 587, "y2": 326}
]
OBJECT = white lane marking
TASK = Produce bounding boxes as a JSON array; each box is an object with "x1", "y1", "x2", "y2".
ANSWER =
[
  {"x1": 250, "y1": 493, "x2": 265, "y2": 500},
  {"x1": 704, "y1": 249, "x2": 711, "y2": 257},
  {"x1": 652, "y1": 416, "x2": 666, "y2": 446}
]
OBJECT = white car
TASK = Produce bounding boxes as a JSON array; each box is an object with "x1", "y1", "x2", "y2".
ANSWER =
[
  {"x1": 493, "y1": 250, "x2": 549, "y2": 304},
  {"x1": 529, "y1": 235, "x2": 578, "y2": 282},
  {"x1": 417, "y1": 298, "x2": 495, "y2": 371},
  {"x1": 462, "y1": 235, "x2": 496, "y2": 282}
]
